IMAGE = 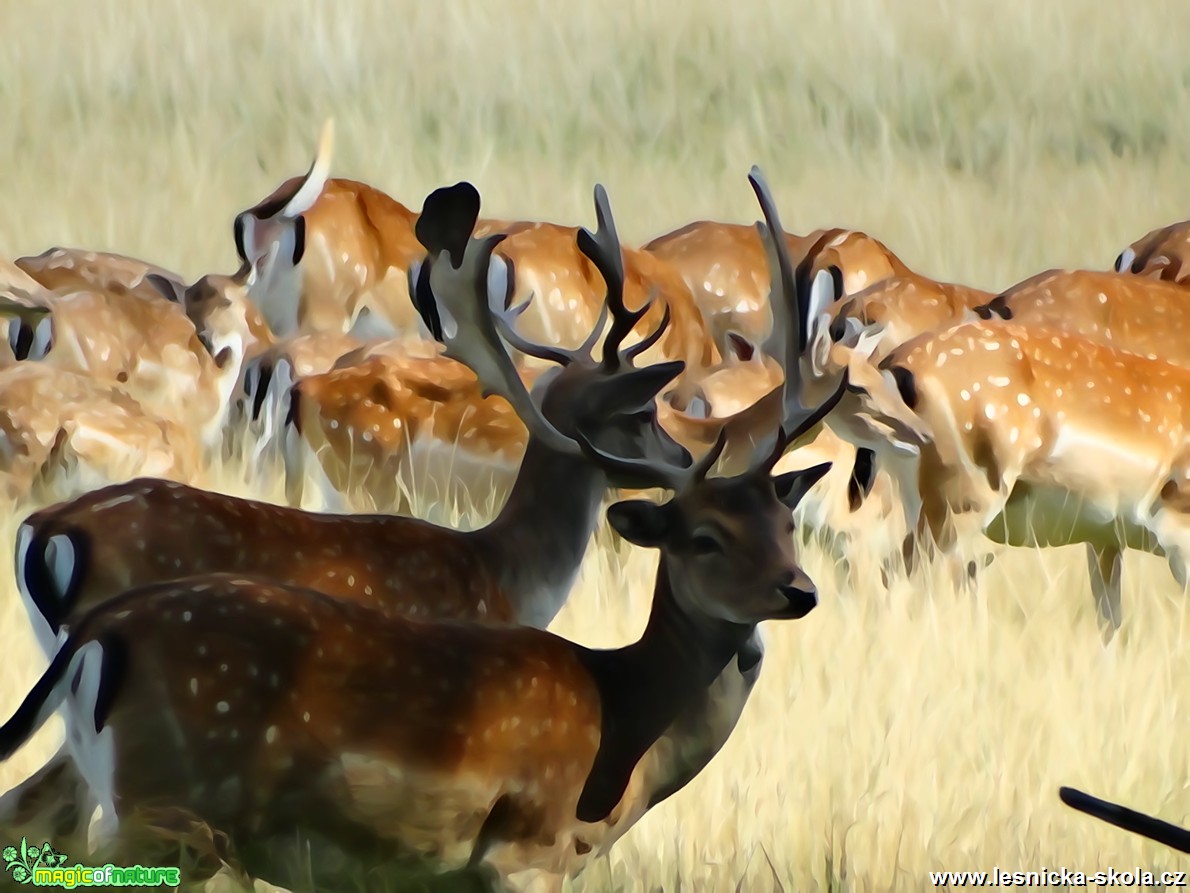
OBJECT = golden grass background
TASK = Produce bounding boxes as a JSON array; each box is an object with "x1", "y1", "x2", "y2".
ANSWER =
[{"x1": 4, "y1": 0, "x2": 1190, "y2": 889}]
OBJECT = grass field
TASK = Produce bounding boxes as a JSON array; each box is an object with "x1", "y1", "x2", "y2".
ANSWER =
[{"x1": 4, "y1": 0, "x2": 1190, "y2": 890}]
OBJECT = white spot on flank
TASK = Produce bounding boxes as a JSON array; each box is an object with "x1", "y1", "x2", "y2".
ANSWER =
[{"x1": 216, "y1": 701, "x2": 230, "y2": 714}]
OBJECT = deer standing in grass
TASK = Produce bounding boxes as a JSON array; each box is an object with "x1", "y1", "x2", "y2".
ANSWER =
[
  {"x1": 233, "y1": 119, "x2": 433, "y2": 340},
  {"x1": 830, "y1": 313, "x2": 1190, "y2": 634},
  {"x1": 0, "y1": 168, "x2": 842, "y2": 893},
  {"x1": 1114, "y1": 217, "x2": 1190, "y2": 285},
  {"x1": 876, "y1": 267, "x2": 1190, "y2": 619}
]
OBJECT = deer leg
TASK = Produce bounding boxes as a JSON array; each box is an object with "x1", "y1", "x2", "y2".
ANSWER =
[{"x1": 1085, "y1": 542, "x2": 1123, "y2": 638}]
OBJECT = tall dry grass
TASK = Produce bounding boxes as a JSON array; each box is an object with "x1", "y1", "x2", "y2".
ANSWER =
[{"x1": 3, "y1": 0, "x2": 1190, "y2": 890}]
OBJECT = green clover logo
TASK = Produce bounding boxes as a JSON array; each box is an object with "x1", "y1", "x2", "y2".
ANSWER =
[{"x1": 3, "y1": 837, "x2": 66, "y2": 884}]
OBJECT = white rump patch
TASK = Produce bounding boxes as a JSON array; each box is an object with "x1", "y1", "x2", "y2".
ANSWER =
[
  {"x1": 1115, "y1": 246, "x2": 1136, "y2": 273},
  {"x1": 486, "y1": 254, "x2": 511, "y2": 313}
]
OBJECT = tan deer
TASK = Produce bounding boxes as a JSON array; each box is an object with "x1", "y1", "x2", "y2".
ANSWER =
[
  {"x1": 443, "y1": 218, "x2": 718, "y2": 377},
  {"x1": 1059, "y1": 786, "x2": 1190, "y2": 855},
  {"x1": 0, "y1": 363, "x2": 198, "y2": 503},
  {"x1": 935, "y1": 268, "x2": 1190, "y2": 612},
  {"x1": 973, "y1": 268, "x2": 1190, "y2": 366},
  {"x1": 830, "y1": 315, "x2": 1190, "y2": 632},
  {"x1": 14, "y1": 246, "x2": 189, "y2": 306},
  {"x1": 278, "y1": 348, "x2": 541, "y2": 514},
  {"x1": 643, "y1": 219, "x2": 913, "y2": 351},
  {"x1": 175, "y1": 266, "x2": 384, "y2": 469},
  {"x1": 645, "y1": 219, "x2": 990, "y2": 580},
  {"x1": 233, "y1": 119, "x2": 431, "y2": 340},
  {"x1": 1114, "y1": 218, "x2": 1190, "y2": 284},
  {"x1": 0, "y1": 326, "x2": 839, "y2": 892},
  {"x1": 0, "y1": 268, "x2": 243, "y2": 454}
]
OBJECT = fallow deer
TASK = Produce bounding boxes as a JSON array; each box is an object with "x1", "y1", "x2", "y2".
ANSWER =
[
  {"x1": 645, "y1": 219, "x2": 990, "y2": 581},
  {"x1": 642, "y1": 219, "x2": 913, "y2": 351},
  {"x1": 967, "y1": 268, "x2": 1190, "y2": 610},
  {"x1": 278, "y1": 348, "x2": 542, "y2": 515},
  {"x1": 974, "y1": 268, "x2": 1190, "y2": 367},
  {"x1": 0, "y1": 239, "x2": 841, "y2": 887},
  {"x1": 830, "y1": 315, "x2": 1190, "y2": 632},
  {"x1": 0, "y1": 363, "x2": 198, "y2": 503},
  {"x1": 0, "y1": 269, "x2": 243, "y2": 453},
  {"x1": 15, "y1": 246, "x2": 188, "y2": 307},
  {"x1": 233, "y1": 119, "x2": 429, "y2": 340},
  {"x1": 1059, "y1": 786, "x2": 1190, "y2": 854},
  {"x1": 1114, "y1": 218, "x2": 1190, "y2": 285}
]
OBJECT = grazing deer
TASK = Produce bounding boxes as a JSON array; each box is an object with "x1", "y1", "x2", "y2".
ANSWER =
[
  {"x1": 441, "y1": 219, "x2": 718, "y2": 378},
  {"x1": 831, "y1": 316, "x2": 1190, "y2": 632},
  {"x1": 0, "y1": 270, "x2": 243, "y2": 453},
  {"x1": 279, "y1": 348, "x2": 541, "y2": 515},
  {"x1": 643, "y1": 219, "x2": 912, "y2": 351},
  {"x1": 176, "y1": 266, "x2": 383, "y2": 468},
  {"x1": 974, "y1": 268, "x2": 1190, "y2": 366},
  {"x1": 0, "y1": 363, "x2": 198, "y2": 503},
  {"x1": 645, "y1": 220, "x2": 986, "y2": 580},
  {"x1": 0, "y1": 169, "x2": 844, "y2": 893},
  {"x1": 1114, "y1": 218, "x2": 1190, "y2": 285},
  {"x1": 15, "y1": 246, "x2": 188, "y2": 306},
  {"x1": 233, "y1": 119, "x2": 429, "y2": 340},
  {"x1": 1059, "y1": 786, "x2": 1190, "y2": 854}
]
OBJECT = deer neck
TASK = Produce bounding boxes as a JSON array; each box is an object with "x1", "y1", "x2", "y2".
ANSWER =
[
  {"x1": 570, "y1": 562, "x2": 756, "y2": 824},
  {"x1": 469, "y1": 434, "x2": 606, "y2": 629}
]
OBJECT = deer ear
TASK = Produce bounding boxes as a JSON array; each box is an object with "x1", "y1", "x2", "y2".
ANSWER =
[
  {"x1": 773, "y1": 462, "x2": 831, "y2": 509},
  {"x1": 145, "y1": 273, "x2": 185, "y2": 304},
  {"x1": 606, "y1": 500, "x2": 672, "y2": 547}
]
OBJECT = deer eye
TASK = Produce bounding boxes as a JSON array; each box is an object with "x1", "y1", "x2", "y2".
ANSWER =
[{"x1": 690, "y1": 533, "x2": 723, "y2": 556}]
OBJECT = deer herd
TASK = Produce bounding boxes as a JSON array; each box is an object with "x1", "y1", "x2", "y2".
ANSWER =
[{"x1": 0, "y1": 118, "x2": 1184, "y2": 888}]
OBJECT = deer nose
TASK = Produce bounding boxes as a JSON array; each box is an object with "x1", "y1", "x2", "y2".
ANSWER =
[{"x1": 778, "y1": 569, "x2": 817, "y2": 618}]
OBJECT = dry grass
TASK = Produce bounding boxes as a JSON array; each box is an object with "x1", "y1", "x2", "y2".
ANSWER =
[{"x1": 3, "y1": 0, "x2": 1190, "y2": 889}]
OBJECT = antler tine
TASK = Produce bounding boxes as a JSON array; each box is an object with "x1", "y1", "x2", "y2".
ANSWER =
[
  {"x1": 492, "y1": 294, "x2": 578, "y2": 367},
  {"x1": 744, "y1": 166, "x2": 849, "y2": 471},
  {"x1": 416, "y1": 182, "x2": 583, "y2": 458},
  {"x1": 623, "y1": 288, "x2": 671, "y2": 365},
  {"x1": 576, "y1": 184, "x2": 648, "y2": 372},
  {"x1": 573, "y1": 425, "x2": 699, "y2": 495}
]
